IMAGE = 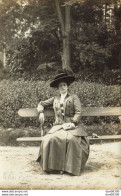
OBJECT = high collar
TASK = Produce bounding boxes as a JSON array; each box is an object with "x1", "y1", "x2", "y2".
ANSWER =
[
  {"x1": 60, "y1": 92, "x2": 67, "y2": 98},
  {"x1": 59, "y1": 92, "x2": 70, "y2": 99}
]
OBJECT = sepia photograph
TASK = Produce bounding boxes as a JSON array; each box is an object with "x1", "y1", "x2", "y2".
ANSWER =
[{"x1": 0, "y1": 0, "x2": 121, "y2": 191}]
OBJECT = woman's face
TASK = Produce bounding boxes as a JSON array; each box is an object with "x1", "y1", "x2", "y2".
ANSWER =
[{"x1": 58, "y1": 82, "x2": 68, "y2": 94}]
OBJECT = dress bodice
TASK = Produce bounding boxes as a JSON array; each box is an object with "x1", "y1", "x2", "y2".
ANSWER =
[{"x1": 53, "y1": 96, "x2": 65, "y2": 125}]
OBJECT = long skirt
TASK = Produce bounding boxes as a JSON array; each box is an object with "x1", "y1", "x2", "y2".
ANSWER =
[{"x1": 36, "y1": 129, "x2": 89, "y2": 176}]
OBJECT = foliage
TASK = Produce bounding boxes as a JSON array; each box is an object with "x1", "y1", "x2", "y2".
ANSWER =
[
  {"x1": 0, "y1": 79, "x2": 120, "y2": 127},
  {"x1": 8, "y1": 30, "x2": 61, "y2": 72},
  {"x1": 6, "y1": 66, "x2": 120, "y2": 86},
  {"x1": 0, "y1": 60, "x2": 3, "y2": 68},
  {"x1": 0, "y1": 123, "x2": 120, "y2": 146},
  {"x1": 0, "y1": 0, "x2": 120, "y2": 72},
  {"x1": 0, "y1": 0, "x2": 26, "y2": 50},
  {"x1": 0, "y1": 67, "x2": 11, "y2": 80},
  {"x1": 71, "y1": 0, "x2": 120, "y2": 71}
]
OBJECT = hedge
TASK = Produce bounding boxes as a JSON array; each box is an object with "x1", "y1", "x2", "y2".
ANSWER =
[
  {"x1": 0, "y1": 123, "x2": 120, "y2": 146},
  {"x1": 0, "y1": 79, "x2": 120, "y2": 127}
]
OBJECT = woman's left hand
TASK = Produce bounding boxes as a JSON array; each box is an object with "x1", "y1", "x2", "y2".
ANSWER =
[{"x1": 62, "y1": 123, "x2": 75, "y2": 130}]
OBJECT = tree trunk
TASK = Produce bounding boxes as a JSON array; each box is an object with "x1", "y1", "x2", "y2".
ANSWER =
[
  {"x1": 62, "y1": 5, "x2": 71, "y2": 71},
  {"x1": 55, "y1": 0, "x2": 72, "y2": 72},
  {"x1": 119, "y1": 47, "x2": 121, "y2": 69},
  {"x1": 62, "y1": 36, "x2": 70, "y2": 70},
  {"x1": 3, "y1": 47, "x2": 7, "y2": 69}
]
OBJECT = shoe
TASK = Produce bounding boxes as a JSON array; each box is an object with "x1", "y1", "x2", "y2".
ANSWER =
[
  {"x1": 47, "y1": 170, "x2": 60, "y2": 174},
  {"x1": 40, "y1": 170, "x2": 47, "y2": 175},
  {"x1": 60, "y1": 171, "x2": 64, "y2": 174}
]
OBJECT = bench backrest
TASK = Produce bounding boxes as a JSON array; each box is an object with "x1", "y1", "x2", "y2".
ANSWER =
[{"x1": 18, "y1": 107, "x2": 121, "y2": 118}]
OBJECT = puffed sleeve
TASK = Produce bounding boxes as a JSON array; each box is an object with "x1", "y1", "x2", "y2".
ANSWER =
[
  {"x1": 71, "y1": 95, "x2": 81, "y2": 124},
  {"x1": 37, "y1": 97, "x2": 54, "y2": 113}
]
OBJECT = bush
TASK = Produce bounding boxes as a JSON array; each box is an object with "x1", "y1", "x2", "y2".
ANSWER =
[
  {"x1": 10, "y1": 67, "x2": 121, "y2": 86},
  {"x1": 0, "y1": 67, "x2": 11, "y2": 81},
  {"x1": 0, "y1": 123, "x2": 120, "y2": 146},
  {"x1": 70, "y1": 81, "x2": 120, "y2": 107},
  {"x1": 0, "y1": 79, "x2": 57, "y2": 127},
  {"x1": 0, "y1": 79, "x2": 120, "y2": 127},
  {"x1": 0, "y1": 60, "x2": 3, "y2": 68}
]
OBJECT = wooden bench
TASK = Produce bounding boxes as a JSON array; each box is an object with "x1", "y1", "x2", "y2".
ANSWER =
[{"x1": 17, "y1": 107, "x2": 121, "y2": 142}]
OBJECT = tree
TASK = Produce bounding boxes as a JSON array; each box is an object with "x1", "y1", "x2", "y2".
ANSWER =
[
  {"x1": 0, "y1": 0, "x2": 84, "y2": 72},
  {"x1": 55, "y1": 0, "x2": 71, "y2": 71},
  {"x1": 0, "y1": 0, "x2": 120, "y2": 73}
]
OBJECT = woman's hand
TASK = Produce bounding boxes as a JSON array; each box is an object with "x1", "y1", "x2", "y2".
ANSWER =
[
  {"x1": 37, "y1": 104, "x2": 44, "y2": 113},
  {"x1": 62, "y1": 122, "x2": 75, "y2": 131},
  {"x1": 39, "y1": 113, "x2": 44, "y2": 125}
]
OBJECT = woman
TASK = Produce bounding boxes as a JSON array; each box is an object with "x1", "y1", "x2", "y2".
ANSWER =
[{"x1": 36, "y1": 72, "x2": 89, "y2": 176}]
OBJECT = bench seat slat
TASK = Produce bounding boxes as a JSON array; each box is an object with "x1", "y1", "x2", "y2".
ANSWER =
[
  {"x1": 18, "y1": 107, "x2": 121, "y2": 117},
  {"x1": 16, "y1": 135, "x2": 121, "y2": 142},
  {"x1": 17, "y1": 137, "x2": 43, "y2": 141}
]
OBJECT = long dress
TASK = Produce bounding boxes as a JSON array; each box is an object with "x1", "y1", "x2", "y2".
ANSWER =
[{"x1": 36, "y1": 94, "x2": 90, "y2": 176}]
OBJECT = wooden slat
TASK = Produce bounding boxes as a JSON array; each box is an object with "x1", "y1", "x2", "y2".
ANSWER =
[
  {"x1": 17, "y1": 137, "x2": 43, "y2": 142},
  {"x1": 18, "y1": 108, "x2": 39, "y2": 117},
  {"x1": 18, "y1": 108, "x2": 54, "y2": 117},
  {"x1": 17, "y1": 135, "x2": 121, "y2": 142},
  {"x1": 88, "y1": 135, "x2": 121, "y2": 140},
  {"x1": 82, "y1": 107, "x2": 121, "y2": 116},
  {"x1": 18, "y1": 107, "x2": 121, "y2": 117}
]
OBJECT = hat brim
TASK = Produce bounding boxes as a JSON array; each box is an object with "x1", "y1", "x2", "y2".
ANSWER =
[{"x1": 50, "y1": 76, "x2": 75, "y2": 88}]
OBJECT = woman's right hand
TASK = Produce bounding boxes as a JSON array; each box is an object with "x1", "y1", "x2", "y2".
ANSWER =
[
  {"x1": 37, "y1": 104, "x2": 44, "y2": 113},
  {"x1": 62, "y1": 122, "x2": 75, "y2": 130},
  {"x1": 39, "y1": 113, "x2": 44, "y2": 125}
]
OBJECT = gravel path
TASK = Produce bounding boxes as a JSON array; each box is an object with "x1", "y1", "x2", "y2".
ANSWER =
[{"x1": 0, "y1": 142, "x2": 121, "y2": 190}]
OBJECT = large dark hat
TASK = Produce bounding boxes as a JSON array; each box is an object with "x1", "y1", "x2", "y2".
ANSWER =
[{"x1": 50, "y1": 72, "x2": 75, "y2": 88}]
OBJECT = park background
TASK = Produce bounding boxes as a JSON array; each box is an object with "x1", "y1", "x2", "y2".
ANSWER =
[{"x1": 0, "y1": 0, "x2": 121, "y2": 146}]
